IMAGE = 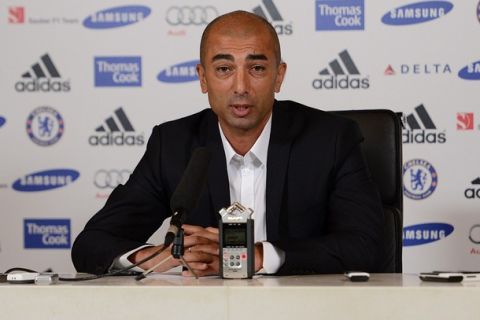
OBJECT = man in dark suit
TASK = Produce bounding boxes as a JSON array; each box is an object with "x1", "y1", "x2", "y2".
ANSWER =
[{"x1": 72, "y1": 11, "x2": 384, "y2": 276}]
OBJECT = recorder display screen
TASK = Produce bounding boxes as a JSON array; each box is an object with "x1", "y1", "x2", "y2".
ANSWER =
[{"x1": 223, "y1": 225, "x2": 246, "y2": 246}]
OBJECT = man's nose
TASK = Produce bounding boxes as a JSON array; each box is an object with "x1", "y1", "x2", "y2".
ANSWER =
[{"x1": 233, "y1": 69, "x2": 249, "y2": 95}]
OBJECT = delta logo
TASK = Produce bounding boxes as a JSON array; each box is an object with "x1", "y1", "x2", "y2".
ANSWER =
[
  {"x1": 315, "y1": 0, "x2": 364, "y2": 31},
  {"x1": 253, "y1": 0, "x2": 293, "y2": 35},
  {"x1": 0, "y1": 116, "x2": 5, "y2": 128},
  {"x1": 403, "y1": 223, "x2": 454, "y2": 246},
  {"x1": 312, "y1": 49, "x2": 369, "y2": 90},
  {"x1": 157, "y1": 60, "x2": 199, "y2": 83},
  {"x1": 384, "y1": 63, "x2": 451, "y2": 76},
  {"x1": 465, "y1": 177, "x2": 480, "y2": 199},
  {"x1": 94, "y1": 56, "x2": 142, "y2": 87},
  {"x1": 15, "y1": 53, "x2": 70, "y2": 93},
  {"x1": 12, "y1": 169, "x2": 80, "y2": 192},
  {"x1": 88, "y1": 107, "x2": 145, "y2": 146},
  {"x1": 458, "y1": 60, "x2": 480, "y2": 80},
  {"x1": 83, "y1": 5, "x2": 151, "y2": 29},
  {"x1": 24, "y1": 219, "x2": 70, "y2": 249},
  {"x1": 382, "y1": 1, "x2": 453, "y2": 26},
  {"x1": 402, "y1": 104, "x2": 446, "y2": 144}
]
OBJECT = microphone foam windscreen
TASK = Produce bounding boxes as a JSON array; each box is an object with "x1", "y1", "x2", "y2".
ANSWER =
[{"x1": 170, "y1": 147, "x2": 211, "y2": 213}]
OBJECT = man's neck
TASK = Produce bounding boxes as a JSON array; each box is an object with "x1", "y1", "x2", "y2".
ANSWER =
[{"x1": 220, "y1": 114, "x2": 271, "y2": 156}]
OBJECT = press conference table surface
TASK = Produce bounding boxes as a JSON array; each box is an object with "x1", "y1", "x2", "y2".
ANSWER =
[{"x1": 1, "y1": 273, "x2": 479, "y2": 320}]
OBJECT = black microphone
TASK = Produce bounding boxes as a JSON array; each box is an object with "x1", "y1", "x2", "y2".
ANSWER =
[{"x1": 164, "y1": 147, "x2": 211, "y2": 246}]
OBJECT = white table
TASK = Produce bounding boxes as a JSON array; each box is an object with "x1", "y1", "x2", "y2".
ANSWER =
[{"x1": 1, "y1": 273, "x2": 479, "y2": 320}]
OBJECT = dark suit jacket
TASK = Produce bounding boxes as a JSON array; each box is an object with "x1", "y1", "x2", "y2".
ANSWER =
[{"x1": 72, "y1": 100, "x2": 384, "y2": 275}]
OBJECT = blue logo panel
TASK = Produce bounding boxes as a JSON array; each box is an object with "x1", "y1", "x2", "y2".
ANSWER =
[
  {"x1": 157, "y1": 60, "x2": 199, "y2": 83},
  {"x1": 0, "y1": 116, "x2": 5, "y2": 128},
  {"x1": 382, "y1": 1, "x2": 453, "y2": 25},
  {"x1": 95, "y1": 56, "x2": 142, "y2": 87},
  {"x1": 26, "y1": 106, "x2": 64, "y2": 146},
  {"x1": 458, "y1": 60, "x2": 480, "y2": 80},
  {"x1": 83, "y1": 5, "x2": 151, "y2": 29},
  {"x1": 316, "y1": 0, "x2": 364, "y2": 31},
  {"x1": 12, "y1": 169, "x2": 80, "y2": 192},
  {"x1": 403, "y1": 159, "x2": 438, "y2": 200},
  {"x1": 24, "y1": 219, "x2": 71, "y2": 249},
  {"x1": 403, "y1": 223, "x2": 453, "y2": 246}
]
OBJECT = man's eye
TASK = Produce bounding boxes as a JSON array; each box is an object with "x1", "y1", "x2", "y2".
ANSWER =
[
  {"x1": 252, "y1": 65, "x2": 266, "y2": 72},
  {"x1": 216, "y1": 66, "x2": 231, "y2": 73}
]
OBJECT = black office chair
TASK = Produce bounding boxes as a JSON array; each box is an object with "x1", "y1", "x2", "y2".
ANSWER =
[{"x1": 331, "y1": 109, "x2": 403, "y2": 273}]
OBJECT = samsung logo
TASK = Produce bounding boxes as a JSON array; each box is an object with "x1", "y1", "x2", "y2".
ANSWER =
[
  {"x1": 12, "y1": 169, "x2": 80, "y2": 192},
  {"x1": 83, "y1": 5, "x2": 151, "y2": 29},
  {"x1": 403, "y1": 223, "x2": 453, "y2": 246},
  {"x1": 24, "y1": 219, "x2": 70, "y2": 248},
  {"x1": 157, "y1": 60, "x2": 199, "y2": 83},
  {"x1": 458, "y1": 60, "x2": 480, "y2": 80},
  {"x1": 382, "y1": 1, "x2": 453, "y2": 25}
]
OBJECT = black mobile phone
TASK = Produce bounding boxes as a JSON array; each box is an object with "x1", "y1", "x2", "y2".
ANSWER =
[{"x1": 419, "y1": 272, "x2": 463, "y2": 282}]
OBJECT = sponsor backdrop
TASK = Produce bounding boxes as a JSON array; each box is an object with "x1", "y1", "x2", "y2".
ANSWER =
[{"x1": 1, "y1": 0, "x2": 479, "y2": 273}]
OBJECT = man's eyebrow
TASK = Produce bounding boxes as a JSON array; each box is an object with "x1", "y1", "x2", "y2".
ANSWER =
[
  {"x1": 212, "y1": 54, "x2": 234, "y2": 62},
  {"x1": 246, "y1": 54, "x2": 268, "y2": 61},
  {"x1": 211, "y1": 53, "x2": 269, "y2": 62}
]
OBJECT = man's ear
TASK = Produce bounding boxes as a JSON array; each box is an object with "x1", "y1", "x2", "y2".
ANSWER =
[
  {"x1": 197, "y1": 64, "x2": 208, "y2": 93},
  {"x1": 274, "y1": 62, "x2": 287, "y2": 93}
]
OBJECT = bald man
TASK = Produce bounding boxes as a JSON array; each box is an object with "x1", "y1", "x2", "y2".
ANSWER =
[{"x1": 72, "y1": 11, "x2": 384, "y2": 276}]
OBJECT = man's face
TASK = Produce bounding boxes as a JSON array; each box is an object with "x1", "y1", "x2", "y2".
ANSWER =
[{"x1": 197, "y1": 28, "x2": 286, "y2": 136}]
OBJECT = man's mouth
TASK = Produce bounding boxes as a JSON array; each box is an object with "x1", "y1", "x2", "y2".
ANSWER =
[{"x1": 230, "y1": 104, "x2": 252, "y2": 117}]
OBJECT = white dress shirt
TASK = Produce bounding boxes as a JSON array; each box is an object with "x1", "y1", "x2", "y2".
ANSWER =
[
  {"x1": 113, "y1": 114, "x2": 285, "y2": 273},
  {"x1": 218, "y1": 114, "x2": 285, "y2": 274}
]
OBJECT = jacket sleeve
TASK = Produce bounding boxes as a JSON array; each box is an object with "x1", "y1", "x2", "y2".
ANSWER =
[
  {"x1": 274, "y1": 121, "x2": 384, "y2": 275},
  {"x1": 71, "y1": 126, "x2": 171, "y2": 274}
]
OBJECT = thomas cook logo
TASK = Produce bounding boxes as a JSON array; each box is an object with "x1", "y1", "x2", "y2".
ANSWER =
[
  {"x1": 26, "y1": 106, "x2": 64, "y2": 146},
  {"x1": 24, "y1": 219, "x2": 70, "y2": 249},
  {"x1": 458, "y1": 60, "x2": 480, "y2": 80},
  {"x1": 312, "y1": 49, "x2": 369, "y2": 89},
  {"x1": 15, "y1": 53, "x2": 70, "y2": 93},
  {"x1": 94, "y1": 56, "x2": 142, "y2": 87},
  {"x1": 403, "y1": 223, "x2": 453, "y2": 246},
  {"x1": 315, "y1": 0, "x2": 364, "y2": 31},
  {"x1": 402, "y1": 104, "x2": 446, "y2": 144},
  {"x1": 157, "y1": 60, "x2": 199, "y2": 83},
  {"x1": 88, "y1": 107, "x2": 145, "y2": 146},
  {"x1": 83, "y1": 5, "x2": 151, "y2": 29},
  {"x1": 381, "y1": 1, "x2": 453, "y2": 26},
  {"x1": 12, "y1": 169, "x2": 80, "y2": 192},
  {"x1": 252, "y1": 0, "x2": 292, "y2": 35},
  {"x1": 403, "y1": 159, "x2": 438, "y2": 200}
]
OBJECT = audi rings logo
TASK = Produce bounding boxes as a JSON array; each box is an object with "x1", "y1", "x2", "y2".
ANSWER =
[
  {"x1": 166, "y1": 6, "x2": 218, "y2": 26},
  {"x1": 469, "y1": 225, "x2": 480, "y2": 244},
  {"x1": 94, "y1": 170, "x2": 131, "y2": 189}
]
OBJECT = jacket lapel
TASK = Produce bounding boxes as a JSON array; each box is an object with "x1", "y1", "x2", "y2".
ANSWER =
[
  {"x1": 204, "y1": 112, "x2": 231, "y2": 215},
  {"x1": 266, "y1": 101, "x2": 303, "y2": 241}
]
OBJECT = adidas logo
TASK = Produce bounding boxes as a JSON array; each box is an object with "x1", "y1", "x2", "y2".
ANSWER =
[
  {"x1": 312, "y1": 49, "x2": 369, "y2": 89},
  {"x1": 465, "y1": 177, "x2": 480, "y2": 199},
  {"x1": 252, "y1": 0, "x2": 292, "y2": 35},
  {"x1": 15, "y1": 53, "x2": 70, "y2": 92},
  {"x1": 402, "y1": 104, "x2": 446, "y2": 144},
  {"x1": 88, "y1": 107, "x2": 144, "y2": 146}
]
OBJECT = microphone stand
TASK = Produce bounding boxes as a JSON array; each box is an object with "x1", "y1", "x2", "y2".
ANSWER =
[
  {"x1": 172, "y1": 228, "x2": 198, "y2": 279},
  {"x1": 136, "y1": 228, "x2": 198, "y2": 280}
]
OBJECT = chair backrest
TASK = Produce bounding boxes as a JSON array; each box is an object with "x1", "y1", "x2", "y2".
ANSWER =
[{"x1": 331, "y1": 109, "x2": 403, "y2": 273}]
